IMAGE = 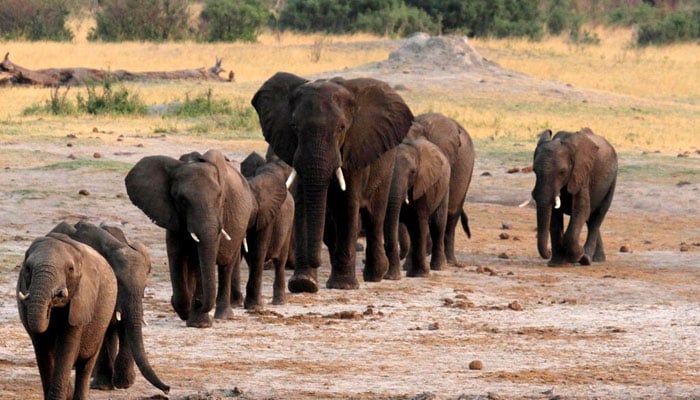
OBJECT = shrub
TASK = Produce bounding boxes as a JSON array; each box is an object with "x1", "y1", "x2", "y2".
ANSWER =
[
  {"x1": 0, "y1": 0, "x2": 73, "y2": 41},
  {"x1": 89, "y1": 0, "x2": 189, "y2": 42},
  {"x1": 77, "y1": 79, "x2": 147, "y2": 115},
  {"x1": 637, "y1": 10, "x2": 700, "y2": 45},
  {"x1": 355, "y1": 1, "x2": 436, "y2": 37},
  {"x1": 23, "y1": 86, "x2": 77, "y2": 116},
  {"x1": 278, "y1": 0, "x2": 354, "y2": 33},
  {"x1": 200, "y1": 0, "x2": 269, "y2": 42},
  {"x1": 173, "y1": 89, "x2": 233, "y2": 116},
  {"x1": 546, "y1": 0, "x2": 574, "y2": 35}
]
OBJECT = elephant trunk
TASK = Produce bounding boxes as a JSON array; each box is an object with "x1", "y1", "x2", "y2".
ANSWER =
[
  {"x1": 122, "y1": 302, "x2": 170, "y2": 393},
  {"x1": 302, "y1": 183, "x2": 329, "y2": 269},
  {"x1": 25, "y1": 272, "x2": 54, "y2": 334},
  {"x1": 536, "y1": 203, "x2": 552, "y2": 259},
  {"x1": 194, "y1": 230, "x2": 219, "y2": 314}
]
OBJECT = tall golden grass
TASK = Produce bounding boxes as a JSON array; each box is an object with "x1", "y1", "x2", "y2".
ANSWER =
[{"x1": 1, "y1": 27, "x2": 698, "y2": 151}]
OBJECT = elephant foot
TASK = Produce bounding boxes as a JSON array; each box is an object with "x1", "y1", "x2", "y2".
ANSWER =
[
  {"x1": 383, "y1": 265, "x2": 402, "y2": 280},
  {"x1": 327, "y1": 269, "x2": 359, "y2": 290},
  {"x1": 406, "y1": 267, "x2": 430, "y2": 278},
  {"x1": 90, "y1": 377, "x2": 114, "y2": 391},
  {"x1": 171, "y1": 296, "x2": 189, "y2": 321},
  {"x1": 272, "y1": 295, "x2": 286, "y2": 305},
  {"x1": 186, "y1": 312, "x2": 213, "y2": 328},
  {"x1": 579, "y1": 254, "x2": 592, "y2": 266},
  {"x1": 430, "y1": 253, "x2": 446, "y2": 271},
  {"x1": 288, "y1": 269, "x2": 319, "y2": 293},
  {"x1": 592, "y1": 252, "x2": 606, "y2": 262},
  {"x1": 547, "y1": 258, "x2": 571, "y2": 267},
  {"x1": 214, "y1": 306, "x2": 235, "y2": 320},
  {"x1": 244, "y1": 297, "x2": 264, "y2": 311},
  {"x1": 363, "y1": 255, "x2": 389, "y2": 282},
  {"x1": 113, "y1": 371, "x2": 135, "y2": 390}
]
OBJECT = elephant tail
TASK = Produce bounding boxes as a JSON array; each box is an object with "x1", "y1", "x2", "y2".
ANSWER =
[{"x1": 460, "y1": 209, "x2": 471, "y2": 239}]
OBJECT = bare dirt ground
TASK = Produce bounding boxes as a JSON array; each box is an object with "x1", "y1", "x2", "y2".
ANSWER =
[{"x1": 1, "y1": 36, "x2": 699, "y2": 399}]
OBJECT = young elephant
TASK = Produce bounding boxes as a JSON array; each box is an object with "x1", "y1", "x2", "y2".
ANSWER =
[
  {"x1": 126, "y1": 149, "x2": 290, "y2": 327},
  {"x1": 17, "y1": 231, "x2": 117, "y2": 400},
  {"x1": 532, "y1": 128, "x2": 618, "y2": 266},
  {"x1": 50, "y1": 221, "x2": 169, "y2": 394},
  {"x1": 384, "y1": 137, "x2": 451, "y2": 279}
]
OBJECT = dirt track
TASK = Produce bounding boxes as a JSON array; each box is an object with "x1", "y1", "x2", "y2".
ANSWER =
[{"x1": 1, "y1": 36, "x2": 699, "y2": 399}]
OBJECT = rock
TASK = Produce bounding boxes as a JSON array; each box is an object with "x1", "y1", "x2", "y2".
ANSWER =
[
  {"x1": 428, "y1": 322, "x2": 439, "y2": 330},
  {"x1": 93, "y1": 152, "x2": 102, "y2": 159},
  {"x1": 78, "y1": 189, "x2": 90, "y2": 196},
  {"x1": 67, "y1": 154, "x2": 76, "y2": 159},
  {"x1": 507, "y1": 167, "x2": 521, "y2": 173},
  {"x1": 499, "y1": 232, "x2": 510, "y2": 240},
  {"x1": 66, "y1": 133, "x2": 76, "y2": 139},
  {"x1": 468, "y1": 360, "x2": 483, "y2": 370},
  {"x1": 92, "y1": 127, "x2": 99, "y2": 133},
  {"x1": 116, "y1": 193, "x2": 126, "y2": 199},
  {"x1": 680, "y1": 245, "x2": 690, "y2": 252},
  {"x1": 481, "y1": 171, "x2": 492, "y2": 177},
  {"x1": 677, "y1": 181, "x2": 691, "y2": 187},
  {"x1": 497, "y1": 252, "x2": 509, "y2": 259},
  {"x1": 521, "y1": 165, "x2": 534, "y2": 173},
  {"x1": 619, "y1": 245, "x2": 630, "y2": 253},
  {"x1": 67, "y1": 143, "x2": 73, "y2": 147},
  {"x1": 508, "y1": 301, "x2": 523, "y2": 311},
  {"x1": 501, "y1": 222, "x2": 512, "y2": 230}
]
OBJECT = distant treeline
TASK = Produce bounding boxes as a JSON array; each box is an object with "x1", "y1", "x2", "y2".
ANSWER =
[{"x1": 1, "y1": 0, "x2": 699, "y2": 45}]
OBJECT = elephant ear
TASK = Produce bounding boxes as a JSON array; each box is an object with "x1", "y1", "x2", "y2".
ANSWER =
[
  {"x1": 49, "y1": 221, "x2": 77, "y2": 236},
  {"x1": 99, "y1": 223, "x2": 129, "y2": 245},
  {"x1": 410, "y1": 113, "x2": 463, "y2": 164},
  {"x1": 125, "y1": 155, "x2": 183, "y2": 232},
  {"x1": 240, "y1": 151, "x2": 265, "y2": 178},
  {"x1": 65, "y1": 241, "x2": 102, "y2": 326},
  {"x1": 413, "y1": 138, "x2": 450, "y2": 201},
  {"x1": 252, "y1": 72, "x2": 309, "y2": 166},
  {"x1": 247, "y1": 165, "x2": 287, "y2": 231},
  {"x1": 565, "y1": 129, "x2": 599, "y2": 195},
  {"x1": 332, "y1": 77, "x2": 414, "y2": 170}
]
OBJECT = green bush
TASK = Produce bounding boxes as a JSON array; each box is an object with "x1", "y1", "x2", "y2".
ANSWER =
[
  {"x1": 89, "y1": 0, "x2": 189, "y2": 42},
  {"x1": 173, "y1": 89, "x2": 233, "y2": 117},
  {"x1": 355, "y1": 1, "x2": 436, "y2": 37},
  {"x1": 637, "y1": 10, "x2": 700, "y2": 45},
  {"x1": 278, "y1": 0, "x2": 355, "y2": 33},
  {"x1": 77, "y1": 80, "x2": 147, "y2": 115},
  {"x1": 0, "y1": 0, "x2": 72, "y2": 41},
  {"x1": 200, "y1": 0, "x2": 269, "y2": 42},
  {"x1": 546, "y1": 0, "x2": 574, "y2": 35}
]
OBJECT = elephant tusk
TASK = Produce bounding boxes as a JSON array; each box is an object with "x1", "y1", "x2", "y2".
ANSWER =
[
  {"x1": 285, "y1": 169, "x2": 296, "y2": 189},
  {"x1": 190, "y1": 232, "x2": 200, "y2": 243},
  {"x1": 554, "y1": 195, "x2": 561, "y2": 209},
  {"x1": 405, "y1": 195, "x2": 410, "y2": 204},
  {"x1": 61, "y1": 288, "x2": 69, "y2": 298},
  {"x1": 116, "y1": 311, "x2": 122, "y2": 321},
  {"x1": 243, "y1": 237, "x2": 249, "y2": 253},
  {"x1": 18, "y1": 291, "x2": 29, "y2": 301},
  {"x1": 142, "y1": 317, "x2": 149, "y2": 327},
  {"x1": 221, "y1": 228, "x2": 231, "y2": 241},
  {"x1": 335, "y1": 167, "x2": 346, "y2": 191},
  {"x1": 518, "y1": 198, "x2": 533, "y2": 208}
]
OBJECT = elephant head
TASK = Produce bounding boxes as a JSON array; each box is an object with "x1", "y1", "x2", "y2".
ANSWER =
[
  {"x1": 50, "y1": 221, "x2": 169, "y2": 393},
  {"x1": 125, "y1": 149, "x2": 239, "y2": 320},
  {"x1": 17, "y1": 233, "x2": 105, "y2": 334},
  {"x1": 393, "y1": 138, "x2": 450, "y2": 208},
  {"x1": 241, "y1": 151, "x2": 266, "y2": 178},
  {"x1": 251, "y1": 72, "x2": 413, "y2": 271},
  {"x1": 532, "y1": 128, "x2": 600, "y2": 259}
]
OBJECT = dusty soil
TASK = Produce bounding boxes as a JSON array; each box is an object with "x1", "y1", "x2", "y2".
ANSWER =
[{"x1": 1, "y1": 36, "x2": 699, "y2": 399}]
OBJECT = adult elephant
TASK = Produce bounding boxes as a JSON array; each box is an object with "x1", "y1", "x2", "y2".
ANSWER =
[
  {"x1": 532, "y1": 128, "x2": 618, "y2": 266},
  {"x1": 17, "y1": 231, "x2": 117, "y2": 400},
  {"x1": 252, "y1": 72, "x2": 413, "y2": 293},
  {"x1": 125, "y1": 149, "x2": 289, "y2": 327},
  {"x1": 384, "y1": 137, "x2": 451, "y2": 279},
  {"x1": 406, "y1": 112, "x2": 475, "y2": 266},
  {"x1": 50, "y1": 221, "x2": 169, "y2": 394}
]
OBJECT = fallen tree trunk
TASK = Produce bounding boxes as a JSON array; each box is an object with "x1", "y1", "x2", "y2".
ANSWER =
[{"x1": 0, "y1": 53, "x2": 234, "y2": 86}]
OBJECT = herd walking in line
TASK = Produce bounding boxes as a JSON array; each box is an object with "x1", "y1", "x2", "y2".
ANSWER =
[{"x1": 15, "y1": 71, "x2": 618, "y2": 399}]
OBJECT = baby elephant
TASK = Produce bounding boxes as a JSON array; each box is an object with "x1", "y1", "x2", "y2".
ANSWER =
[
  {"x1": 532, "y1": 128, "x2": 618, "y2": 266},
  {"x1": 384, "y1": 137, "x2": 451, "y2": 279},
  {"x1": 17, "y1": 231, "x2": 117, "y2": 400},
  {"x1": 50, "y1": 221, "x2": 169, "y2": 394}
]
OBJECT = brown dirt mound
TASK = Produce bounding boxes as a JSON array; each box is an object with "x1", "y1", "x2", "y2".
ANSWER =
[{"x1": 381, "y1": 33, "x2": 491, "y2": 72}]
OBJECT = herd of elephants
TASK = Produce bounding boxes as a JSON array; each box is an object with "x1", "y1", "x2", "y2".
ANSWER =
[{"x1": 15, "y1": 72, "x2": 619, "y2": 399}]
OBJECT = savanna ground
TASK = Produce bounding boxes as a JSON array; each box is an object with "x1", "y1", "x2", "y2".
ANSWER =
[{"x1": 0, "y1": 27, "x2": 699, "y2": 399}]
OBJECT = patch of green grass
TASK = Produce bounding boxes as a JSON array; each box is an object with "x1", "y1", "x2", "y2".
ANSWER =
[
  {"x1": 618, "y1": 154, "x2": 700, "y2": 183},
  {"x1": 172, "y1": 88, "x2": 233, "y2": 117},
  {"x1": 37, "y1": 158, "x2": 133, "y2": 173},
  {"x1": 22, "y1": 80, "x2": 147, "y2": 116}
]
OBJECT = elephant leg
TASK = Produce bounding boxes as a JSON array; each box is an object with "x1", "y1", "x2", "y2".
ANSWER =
[
  {"x1": 230, "y1": 255, "x2": 243, "y2": 308},
  {"x1": 548, "y1": 211, "x2": 567, "y2": 266},
  {"x1": 187, "y1": 265, "x2": 213, "y2": 328},
  {"x1": 112, "y1": 327, "x2": 135, "y2": 389},
  {"x1": 429, "y1": 201, "x2": 448, "y2": 271},
  {"x1": 90, "y1": 327, "x2": 117, "y2": 390},
  {"x1": 563, "y1": 194, "x2": 591, "y2": 263},
  {"x1": 443, "y1": 211, "x2": 460, "y2": 265},
  {"x1": 74, "y1": 353, "x2": 100, "y2": 400},
  {"x1": 245, "y1": 229, "x2": 272, "y2": 310},
  {"x1": 327, "y1": 197, "x2": 360, "y2": 290},
  {"x1": 166, "y1": 234, "x2": 193, "y2": 321},
  {"x1": 212, "y1": 261, "x2": 235, "y2": 320},
  {"x1": 405, "y1": 211, "x2": 430, "y2": 277},
  {"x1": 273, "y1": 232, "x2": 291, "y2": 305},
  {"x1": 32, "y1": 337, "x2": 55, "y2": 398},
  {"x1": 588, "y1": 185, "x2": 614, "y2": 263},
  {"x1": 361, "y1": 208, "x2": 390, "y2": 282},
  {"x1": 384, "y1": 205, "x2": 403, "y2": 281},
  {"x1": 49, "y1": 328, "x2": 81, "y2": 400},
  {"x1": 398, "y1": 223, "x2": 410, "y2": 260}
]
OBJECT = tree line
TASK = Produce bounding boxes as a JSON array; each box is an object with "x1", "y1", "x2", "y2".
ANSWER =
[{"x1": 1, "y1": 0, "x2": 699, "y2": 45}]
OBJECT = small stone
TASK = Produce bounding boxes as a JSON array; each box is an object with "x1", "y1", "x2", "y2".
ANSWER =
[
  {"x1": 117, "y1": 137, "x2": 123, "y2": 142},
  {"x1": 136, "y1": 143, "x2": 144, "y2": 148},
  {"x1": 67, "y1": 143, "x2": 73, "y2": 147},
  {"x1": 680, "y1": 245, "x2": 690, "y2": 252},
  {"x1": 507, "y1": 167, "x2": 520, "y2": 173},
  {"x1": 619, "y1": 245, "x2": 630, "y2": 253},
  {"x1": 468, "y1": 360, "x2": 483, "y2": 370},
  {"x1": 78, "y1": 189, "x2": 90, "y2": 196},
  {"x1": 512, "y1": 236, "x2": 520, "y2": 241},
  {"x1": 93, "y1": 152, "x2": 102, "y2": 159},
  {"x1": 499, "y1": 232, "x2": 510, "y2": 240},
  {"x1": 428, "y1": 322, "x2": 439, "y2": 330},
  {"x1": 677, "y1": 152, "x2": 689, "y2": 158},
  {"x1": 67, "y1": 154, "x2": 76, "y2": 159},
  {"x1": 677, "y1": 181, "x2": 691, "y2": 187},
  {"x1": 508, "y1": 301, "x2": 523, "y2": 311},
  {"x1": 501, "y1": 222, "x2": 512, "y2": 230},
  {"x1": 116, "y1": 193, "x2": 126, "y2": 199},
  {"x1": 66, "y1": 133, "x2": 76, "y2": 139},
  {"x1": 481, "y1": 171, "x2": 492, "y2": 177},
  {"x1": 92, "y1": 127, "x2": 99, "y2": 133},
  {"x1": 497, "y1": 252, "x2": 509, "y2": 259},
  {"x1": 521, "y1": 165, "x2": 533, "y2": 173},
  {"x1": 643, "y1": 240, "x2": 653, "y2": 245}
]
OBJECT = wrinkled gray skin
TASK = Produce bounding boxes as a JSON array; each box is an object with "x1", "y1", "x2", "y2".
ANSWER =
[
  {"x1": 125, "y1": 149, "x2": 288, "y2": 328},
  {"x1": 50, "y1": 221, "x2": 169, "y2": 394},
  {"x1": 406, "y1": 113, "x2": 474, "y2": 266},
  {"x1": 533, "y1": 128, "x2": 618, "y2": 266},
  {"x1": 252, "y1": 72, "x2": 413, "y2": 293},
  {"x1": 17, "y1": 231, "x2": 117, "y2": 400},
  {"x1": 241, "y1": 160, "x2": 295, "y2": 304},
  {"x1": 384, "y1": 138, "x2": 451, "y2": 279}
]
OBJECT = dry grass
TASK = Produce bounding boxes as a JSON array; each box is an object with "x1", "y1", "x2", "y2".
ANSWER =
[{"x1": 1, "y1": 27, "x2": 698, "y2": 151}]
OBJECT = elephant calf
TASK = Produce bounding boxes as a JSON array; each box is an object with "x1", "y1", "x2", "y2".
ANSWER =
[
  {"x1": 50, "y1": 221, "x2": 170, "y2": 394},
  {"x1": 17, "y1": 231, "x2": 117, "y2": 400},
  {"x1": 532, "y1": 128, "x2": 618, "y2": 266}
]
